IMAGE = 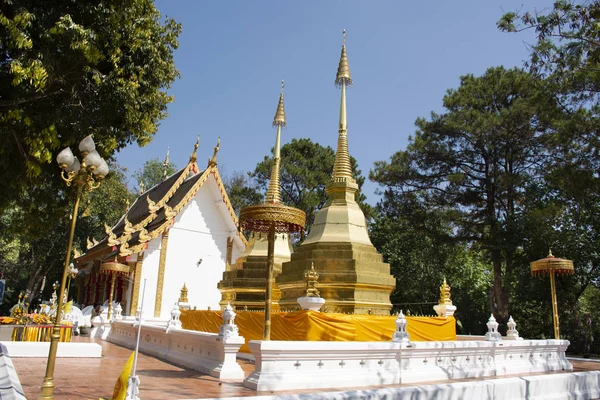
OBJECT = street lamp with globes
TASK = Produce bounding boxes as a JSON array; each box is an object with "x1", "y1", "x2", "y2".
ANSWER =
[{"x1": 39, "y1": 135, "x2": 109, "y2": 400}]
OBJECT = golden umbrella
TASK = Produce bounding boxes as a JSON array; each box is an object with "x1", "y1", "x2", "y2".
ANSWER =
[
  {"x1": 99, "y1": 260, "x2": 131, "y2": 319},
  {"x1": 238, "y1": 81, "x2": 306, "y2": 340},
  {"x1": 530, "y1": 250, "x2": 574, "y2": 339}
]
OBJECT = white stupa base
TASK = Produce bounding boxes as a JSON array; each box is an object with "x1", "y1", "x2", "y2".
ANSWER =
[
  {"x1": 433, "y1": 303, "x2": 456, "y2": 317},
  {"x1": 297, "y1": 296, "x2": 326, "y2": 311}
]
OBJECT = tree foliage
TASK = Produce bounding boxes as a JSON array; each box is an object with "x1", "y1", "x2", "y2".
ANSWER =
[
  {"x1": 498, "y1": 0, "x2": 600, "y2": 105},
  {"x1": 222, "y1": 171, "x2": 263, "y2": 216},
  {"x1": 0, "y1": 0, "x2": 181, "y2": 210},
  {"x1": 132, "y1": 157, "x2": 177, "y2": 193},
  {"x1": 251, "y1": 138, "x2": 373, "y2": 231},
  {"x1": 0, "y1": 163, "x2": 133, "y2": 314}
]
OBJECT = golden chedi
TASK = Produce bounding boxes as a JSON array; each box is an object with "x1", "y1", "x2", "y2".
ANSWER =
[
  {"x1": 276, "y1": 31, "x2": 395, "y2": 314},
  {"x1": 218, "y1": 82, "x2": 294, "y2": 311}
]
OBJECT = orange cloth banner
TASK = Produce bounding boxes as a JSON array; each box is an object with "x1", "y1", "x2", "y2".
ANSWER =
[{"x1": 181, "y1": 310, "x2": 455, "y2": 353}]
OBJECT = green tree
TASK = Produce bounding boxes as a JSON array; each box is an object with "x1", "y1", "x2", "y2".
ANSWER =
[
  {"x1": 370, "y1": 67, "x2": 559, "y2": 326},
  {"x1": 370, "y1": 191, "x2": 491, "y2": 334},
  {"x1": 133, "y1": 157, "x2": 178, "y2": 192},
  {"x1": 223, "y1": 171, "x2": 263, "y2": 216},
  {"x1": 251, "y1": 138, "x2": 373, "y2": 231},
  {"x1": 0, "y1": 163, "x2": 133, "y2": 313},
  {"x1": 0, "y1": 0, "x2": 181, "y2": 210}
]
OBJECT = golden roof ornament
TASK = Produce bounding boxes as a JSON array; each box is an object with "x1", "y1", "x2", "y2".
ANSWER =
[
  {"x1": 208, "y1": 137, "x2": 220, "y2": 167},
  {"x1": 265, "y1": 80, "x2": 286, "y2": 204},
  {"x1": 438, "y1": 278, "x2": 452, "y2": 305},
  {"x1": 179, "y1": 283, "x2": 189, "y2": 303},
  {"x1": 104, "y1": 223, "x2": 119, "y2": 246},
  {"x1": 164, "y1": 204, "x2": 177, "y2": 220},
  {"x1": 86, "y1": 237, "x2": 95, "y2": 250},
  {"x1": 146, "y1": 195, "x2": 159, "y2": 214},
  {"x1": 304, "y1": 262, "x2": 320, "y2": 297},
  {"x1": 125, "y1": 198, "x2": 130, "y2": 211},
  {"x1": 189, "y1": 136, "x2": 200, "y2": 163},
  {"x1": 138, "y1": 226, "x2": 151, "y2": 242},
  {"x1": 138, "y1": 181, "x2": 146, "y2": 195},
  {"x1": 162, "y1": 147, "x2": 170, "y2": 181}
]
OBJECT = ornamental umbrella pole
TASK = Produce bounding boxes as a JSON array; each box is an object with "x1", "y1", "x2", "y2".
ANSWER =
[
  {"x1": 530, "y1": 250, "x2": 574, "y2": 339},
  {"x1": 238, "y1": 81, "x2": 306, "y2": 340}
]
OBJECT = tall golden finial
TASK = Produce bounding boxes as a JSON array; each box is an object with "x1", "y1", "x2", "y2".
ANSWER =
[
  {"x1": 162, "y1": 147, "x2": 170, "y2": 181},
  {"x1": 330, "y1": 29, "x2": 355, "y2": 184},
  {"x1": 208, "y1": 137, "x2": 220, "y2": 167},
  {"x1": 138, "y1": 181, "x2": 146, "y2": 195},
  {"x1": 438, "y1": 278, "x2": 452, "y2": 306},
  {"x1": 304, "y1": 262, "x2": 320, "y2": 297},
  {"x1": 273, "y1": 80, "x2": 287, "y2": 128},
  {"x1": 125, "y1": 198, "x2": 130, "y2": 211},
  {"x1": 189, "y1": 136, "x2": 200, "y2": 163},
  {"x1": 265, "y1": 80, "x2": 285, "y2": 203}
]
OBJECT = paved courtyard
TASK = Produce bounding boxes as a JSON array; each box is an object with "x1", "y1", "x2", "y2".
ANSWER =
[{"x1": 11, "y1": 337, "x2": 600, "y2": 400}]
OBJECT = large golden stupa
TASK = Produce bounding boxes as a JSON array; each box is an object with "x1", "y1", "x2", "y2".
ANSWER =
[
  {"x1": 218, "y1": 83, "x2": 294, "y2": 311},
  {"x1": 276, "y1": 32, "x2": 395, "y2": 314}
]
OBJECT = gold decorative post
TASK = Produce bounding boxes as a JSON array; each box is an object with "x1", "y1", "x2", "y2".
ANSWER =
[
  {"x1": 41, "y1": 135, "x2": 109, "y2": 400},
  {"x1": 530, "y1": 250, "x2": 575, "y2": 339},
  {"x1": 238, "y1": 81, "x2": 305, "y2": 340},
  {"x1": 129, "y1": 252, "x2": 144, "y2": 315},
  {"x1": 154, "y1": 230, "x2": 170, "y2": 318}
]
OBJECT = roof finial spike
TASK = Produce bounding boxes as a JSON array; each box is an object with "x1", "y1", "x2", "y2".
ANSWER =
[
  {"x1": 281, "y1": 79, "x2": 285, "y2": 94},
  {"x1": 548, "y1": 248, "x2": 554, "y2": 258},
  {"x1": 343, "y1": 28, "x2": 346, "y2": 46},
  {"x1": 162, "y1": 147, "x2": 170, "y2": 181},
  {"x1": 208, "y1": 137, "x2": 220, "y2": 167},
  {"x1": 266, "y1": 82, "x2": 285, "y2": 203},
  {"x1": 190, "y1": 136, "x2": 200, "y2": 163}
]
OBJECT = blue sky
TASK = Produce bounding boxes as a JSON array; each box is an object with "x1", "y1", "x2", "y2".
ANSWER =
[{"x1": 115, "y1": 0, "x2": 550, "y2": 204}]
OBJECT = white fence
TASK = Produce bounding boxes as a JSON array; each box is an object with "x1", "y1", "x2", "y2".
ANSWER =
[
  {"x1": 243, "y1": 339, "x2": 572, "y2": 391},
  {"x1": 108, "y1": 320, "x2": 245, "y2": 381}
]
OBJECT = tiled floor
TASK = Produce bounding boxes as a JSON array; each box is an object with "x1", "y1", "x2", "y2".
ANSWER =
[{"x1": 11, "y1": 336, "x2": 600, "y2": 400}]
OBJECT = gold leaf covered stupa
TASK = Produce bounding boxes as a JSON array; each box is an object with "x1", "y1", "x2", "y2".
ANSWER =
[
  {"x1": 276, "y1": 31, "x2": 395, "y2": 314},
  {"x1": 218, "y1": 81, "x2": 294, "y2": 311}
]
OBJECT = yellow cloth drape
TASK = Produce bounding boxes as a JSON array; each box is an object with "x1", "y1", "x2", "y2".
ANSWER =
[
  {"x1": 181, "y1": 310, "x2": 456, "y2": 353},
  {"x1": 11, "y1": 325, "x2": 73, "y2": 342}
]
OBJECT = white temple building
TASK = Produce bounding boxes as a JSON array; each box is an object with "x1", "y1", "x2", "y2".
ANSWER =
[{"x1": 75, "y1": 140, "x2": 246, "y2": 319}]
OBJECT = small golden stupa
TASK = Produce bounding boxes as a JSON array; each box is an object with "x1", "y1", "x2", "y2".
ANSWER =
[
  {"x1": 218, "y1": 82, "x2": 295, "y2": 311},
  {"x1": 276, "y1": 31, "x2": 395, "y2": 314}
]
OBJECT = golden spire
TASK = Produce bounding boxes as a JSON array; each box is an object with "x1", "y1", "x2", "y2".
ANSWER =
[
  {"x1": 138, "y1": 181, "x2": 146, "y2": 195},
  {"x1": 331, "y1": 29, "x2": 355, "y2": 184},
  {"x1": 208, "y1": 137, "x2": 220, "y2": 167},
  {"x1": 189, "y1": 136, "x2": 200, "y2": 163},
  {"x1": 265, "y1": 80, "x2": 285, "y2": 204},
  {"x1": 162, "y1": 147, "x2": 170, "y2": 181}
]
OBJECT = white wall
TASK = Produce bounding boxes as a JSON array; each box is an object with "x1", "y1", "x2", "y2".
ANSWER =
[{"x1": 137, "y1": 236, "x2": 161, "y2": 319}]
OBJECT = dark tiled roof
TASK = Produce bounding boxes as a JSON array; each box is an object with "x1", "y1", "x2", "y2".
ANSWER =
[{"x1": 84, "y1": 167, "x2": 206, "y2": 257}]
